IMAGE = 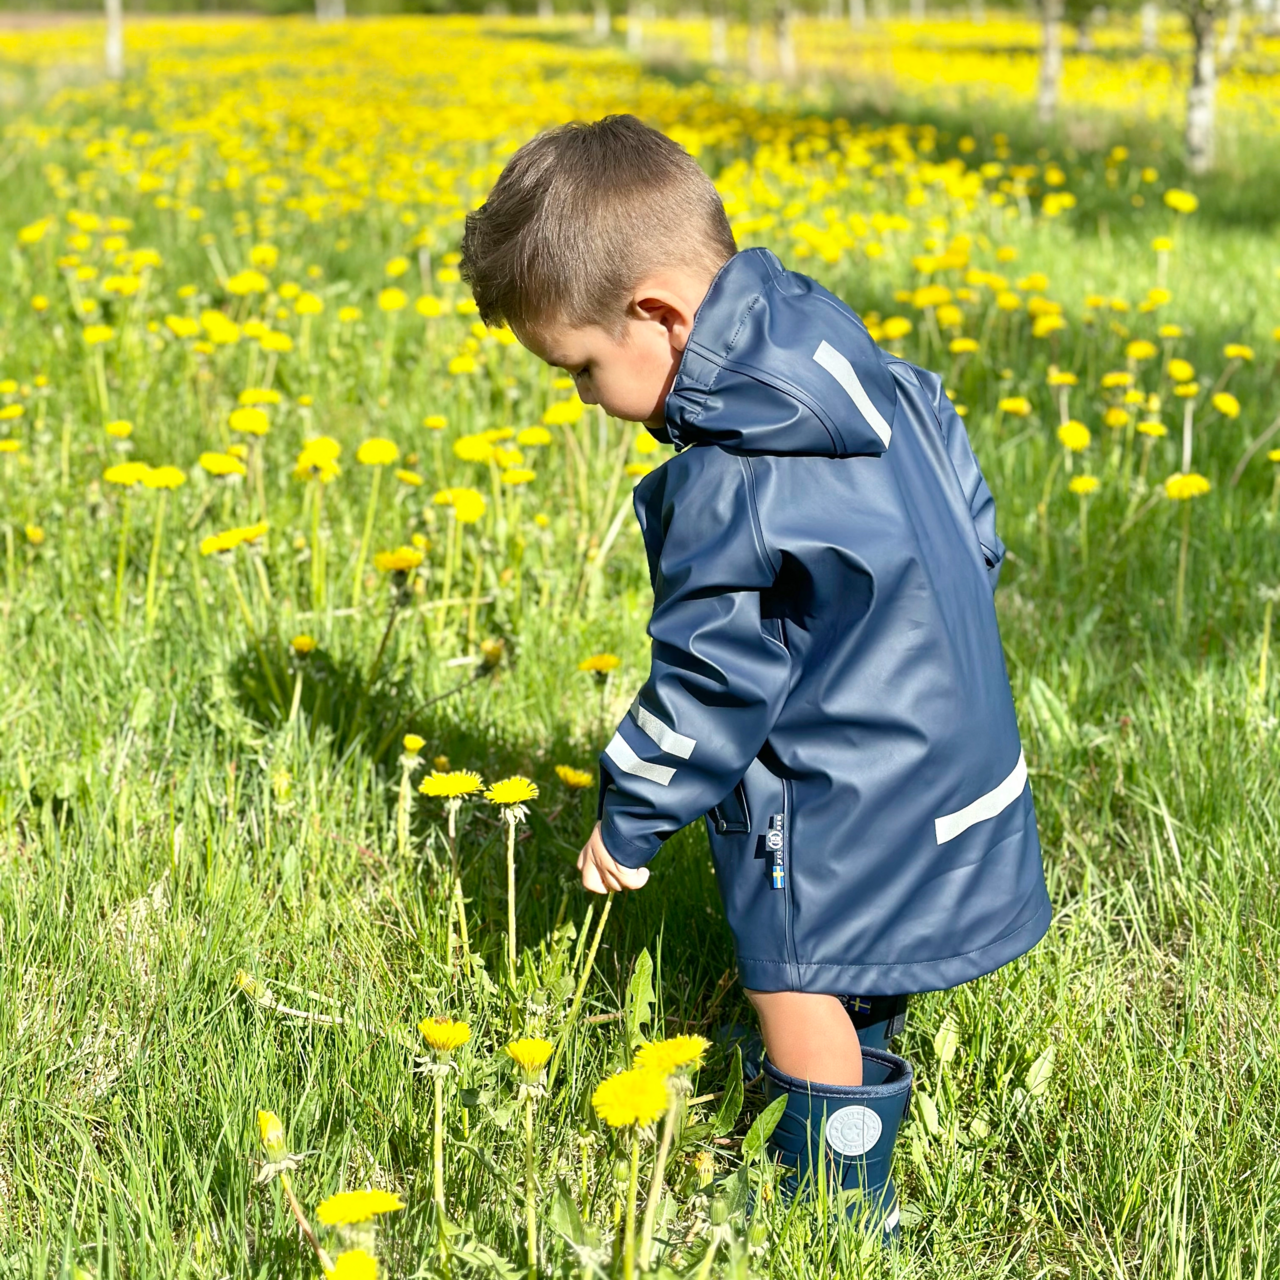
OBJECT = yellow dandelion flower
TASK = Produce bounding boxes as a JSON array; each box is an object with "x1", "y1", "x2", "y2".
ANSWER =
[
  {"x1": 485, "y1": 776, "x2": 539, "y2": 806},
  {"x1": 291, "y1": 634, "x2": 317, "y2": 655},
  {"x1": 1138, "y1": 420, "x2": 1168, "y2": 438},
  {"x1": 385, "y1": 255, "x2": 410, "y2": 278},
  {"x1": 1068, "y1": 475, "x2": 1100, "y2": 496},
  {"x1": 338, "y1": 305, "x2": 363, "y2": 324},
  {"x1": 25, "y1": 524, "x2": 44, "y2": 545},
  {"x1": 1151, "y1": 236, "x2": 1174, "y2": 253},
  {"x1": 226, "y1": 269, "x2": 269, "y2": 295},
  {"x1": 1268, "y1": 449, "x2": 1280, "y2": 463},
  {"x1": 423, "y1": 414, "x2": 447, "y2": 430},
  {"x1": 543, "y1": 396, "x2": 586, "y2": 426},
  {"x1": 239, "y1": 387, "x2": 282, "y2": 406},
  {"x1": 230, "y1": 407, "x2": 270, "y2": 436},
  {"x1": 315, "y1": 1189, "x2": 405, "y2": 1227},
  {"x1": 373, "y1": 546, "x2": 423, "y2": 573},
  {"x1": 1168, "y1": 358, "x2": 1195, "y2": 383},
  {"x1": 555, "y1": 765, "x2": 594, "y2": 789},
  {"x1": 403, "y1": 734, "x2": 424, "y2": 753},
  {"x1": 506, "y1": 1037, "x2": 555, "y2": 1077},
  {"x1": 104, "y1": 462, "x2": 149, "y2": 487},
  {"x1": 591, "y1": 1067, "x2": 670, "y2": 1129},
  {"x1": 502, "y1": 467, "x2": 535, "y2": 486},
  {"x1": 416, "y1": 295, "x2": 445, "y2": 318},
  {"x1": 1104, "y1": 406, "x2": 1129, "y2": 429},
  {"x1": 634, "y1": 1034, "x2": 711, "y2": 1075},
  {"x1": 328, "y1": 1250, "x2": 378, "y2": 1280},
  {"x1": 357, "y1": 438, "x2": 399, "y2": 467},
  {"x1": 1159, "y1": 324, "x2": 1183, "y2": 339},
  {"x1": 105, "y1": 419, "x2": 133, "y2": 438},
  {"x1": 378, "y1": 287, "x2": 408, "y2": 313},
  {"x1": 418, "y1": 1016, "x2": 471, "y2": 1055},
  {"x1": 997, "y1": 396, "x2": 1032, "y2": 417},
  {"x1": 1046, "y1": 370, "x2": 1078, "y2": 387},
  {"x1": 1174, "y1": 382, "x2": 1200, "y2": 399},
  {"x1": 83, "y1": 324, "x2": 115, "y2": 345},
  {"x1": 517, "y1": 426, "x2": 552, "y2": 447},
  {"x1": 395, "y1": 469, "x2": 423, "y2": 486},
  {"x1": 1057, "y1": 421, "x2": 1091, "y2": 452},
  {"x1": 200, "y1": 451, "x2": 247, "y2": 478},
  {"x1": 295, "y1": 291, "x2": 324, "y2": 316},
  {"x1": 578, "y1": 653, "x2": 621, "y2": 674},
  {"x1": 0, "y1": 440, "x2": 20, "y2": 454},
  {"x1": 1101, "y1": 371, "x2": 1133, "y2": 389},
  {"x1": 0, "y1": 404, "x2": 24, "y2": 422},
  {"x1": 1164, "y1": 472, "x2": 1212, "y2": 501},
  {"x1": 418, "y1": 770, "x2": 484, "y2": 799},
  {"x1": 1163, "y1": 188, "x2": 1199, "y2": 214},
  {"x1": 141, "y1": 465, "x2": 186, "y2": 490},
  {"x1": 1223, "y1": 344, "x2": 1254, "y2": 362},
  {"x1": 949, "y1": 337, "x2": 979, "y2": 354},
  {"x1": 1212, "y1": 392, "x2": 1240, "y2": 419}
]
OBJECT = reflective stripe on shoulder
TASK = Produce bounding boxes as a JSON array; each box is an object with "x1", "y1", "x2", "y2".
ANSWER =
[
  {"x1": 605, "y1": 732, "x2": 675, "y2": 787},
  {"x1": 934, "y1": 749, "x2": 1027, "y2": 845},
  {"x1": 631, "y1": 700, "x2": 696, "y2": 760},
  {"x1": 812, "y1": 340, "x2": 893, "y2": 447}
]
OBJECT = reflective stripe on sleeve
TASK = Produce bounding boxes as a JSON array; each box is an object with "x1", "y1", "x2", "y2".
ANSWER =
[
  {"x1": 934, "y1": 749, "x2": 1027, "y2": 844},
  {"x1": 605, "y1": 732, "x2": 676, "y2": 787},
  {"x1": 812, "y1": 340, "x2": 893, "y2": 447},
  {"x1": 631, "y1": 701, "x2": 696, "y2": 760}
]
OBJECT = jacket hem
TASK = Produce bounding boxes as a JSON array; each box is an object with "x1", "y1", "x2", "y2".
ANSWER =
[
  {"x1": 598, "y1": 814, "x2": 660, "y2": 869},
  {"x1": 735, "y1": 892, "x2": 1052, "y2": 995}
]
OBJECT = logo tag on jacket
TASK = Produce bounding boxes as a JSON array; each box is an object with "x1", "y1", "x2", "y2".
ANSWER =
[{"x1": 767, "y1": 813, "x2": 785, "y2": 889}]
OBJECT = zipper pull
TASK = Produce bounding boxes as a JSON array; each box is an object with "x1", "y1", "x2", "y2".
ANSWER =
[{"x1": 767, "y1": 812, "x2": 785, "y2": 890}]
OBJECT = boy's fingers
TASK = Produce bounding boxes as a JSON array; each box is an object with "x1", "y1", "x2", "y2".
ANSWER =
[
  {"x1": 609, "y1": 864, "x2": 650, "y2": 892},
  {"x1": 581, "y1": 858, "x2": 609, "y2": 895}
]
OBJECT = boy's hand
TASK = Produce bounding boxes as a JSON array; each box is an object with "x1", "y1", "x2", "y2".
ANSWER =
[{"x1": 577, "y1": 822, "x2": 650, "y2": 894}]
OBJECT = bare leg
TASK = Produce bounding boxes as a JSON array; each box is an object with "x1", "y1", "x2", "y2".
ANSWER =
[{"x1": 745, "y1": 990, "x2": 863, "y2": 1086}]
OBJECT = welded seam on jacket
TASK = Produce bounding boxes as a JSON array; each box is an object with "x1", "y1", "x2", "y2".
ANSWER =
[
  {"x1": 631, "y1": 701, "x2": 695, "y2": 760},
  {"x1": 812, "y1": 340, "x2": 893, "y2": 447},
  {"x1": 605, "y1": 732, "x2": 675, "y2": 787},
  {"x1": 934, "y1": 749, "x2": 1027, "y2": 844}
]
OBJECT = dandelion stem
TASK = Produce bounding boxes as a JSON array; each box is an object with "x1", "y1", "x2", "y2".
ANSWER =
[
  {"x1": 1259, "y1": 598, "x2": 1273, "y2": 699},
  {"x1": 436, "y1": 516, "x2": 456, "y2": 642},
  {"x1": 433, "y1": 1069, "x2": 447, "y2": 1219},
  {"x1": 144, "y1": 491, "x2": 167, "y2": 630},
  {"x1": 1181, "y1": 399, "x2": 1195, "y2": 474},
  {"x1": 466, "y1": 547, "x2": 484, "y2": 645},
  {"x1": 1078, "y1": 493, "x2": 1088, "y2": 570},
  {"x1": 506, "y1": 812, "x2": 519, "y2": 985},
  {"x1": 547, "y1": 891, "x2": 614, "y2": 1092},
  {"x1": 639, "y1": 1095, "x2": 679, "y2": 1271},
  {"x1": 523, "y1": 1093, "x2": 538, "y2": 1280},
  {"x1": 623, "y1": 1128, "x2": 641, "y2": 1280},
  {"x1": 310, "y1": 480, "x2": 326, "y2": 609},
  {"x1": 352, "y1": 463, "x2": 382, "y2": 609},
  {"x1": 114, "y1": 494, "x2": 131, "y2": 626},
  {"x1": 1174, "y1": 502, "x2": 1192, "y2": 634},
  {"x1": 279, "y1": 1171, "x2": 334, "y2": 1274},
  {"x1": 446, "y1": 800, "x2": 472, "y2": 976}
]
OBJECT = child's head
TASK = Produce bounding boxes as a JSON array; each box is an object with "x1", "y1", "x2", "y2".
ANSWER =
[{"x1": 461, "y1": 114, "x2": 736, "y2": 429}]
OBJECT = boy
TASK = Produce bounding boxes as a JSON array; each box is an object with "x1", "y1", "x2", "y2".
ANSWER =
[{"x1": 461, "y1": 114, "x2": 1051, "y2": 1238}]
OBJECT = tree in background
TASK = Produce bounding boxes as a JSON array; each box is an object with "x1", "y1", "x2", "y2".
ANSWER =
[
  {"x1": 105, "y1": 0, "x2": 124, "y2": 78},
  {"x1": 316, "y1": 0, "x2": 345, "y2": 19},
  {"x1": 1179, "y1": 0, "x2": 1224, "y2": 172}
]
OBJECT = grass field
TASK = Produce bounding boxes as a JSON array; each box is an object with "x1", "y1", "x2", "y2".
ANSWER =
[{"x1": 1, "y1": 13, "x2": 1279, "y2": 1279}]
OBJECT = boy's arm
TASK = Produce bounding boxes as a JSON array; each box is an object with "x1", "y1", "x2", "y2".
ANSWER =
[
  {"x1": 914, "y1": 365, "x2": 1006, "y2": 590},
  {"x1": 596, "y1": 451, "x2": 791, "y2": 870}
]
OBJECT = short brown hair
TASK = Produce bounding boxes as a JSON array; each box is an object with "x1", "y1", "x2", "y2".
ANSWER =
[{"x1": 461, "y1": 114, "x2": 737, "y2": 336}]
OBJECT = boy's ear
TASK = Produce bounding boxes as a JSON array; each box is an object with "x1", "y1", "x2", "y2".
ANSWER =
[{"x1": 631, "y1": 286, "x2": 699, "y2": 352}]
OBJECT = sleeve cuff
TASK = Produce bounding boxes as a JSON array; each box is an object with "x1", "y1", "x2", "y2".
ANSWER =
[{"x1": 599, "y1": 810, "x2": 662, "y2": 869}]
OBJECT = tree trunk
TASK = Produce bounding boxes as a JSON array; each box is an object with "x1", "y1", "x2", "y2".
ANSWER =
[
  {"x1": 969, "y1": 0, "x2": 985, "y2": 22},
  {"x1": 747, "y1": 0, "x2": 764, "y2": 75},
  {"x1": 316, "y1": 0, "x2": 345, "y2": 18},
  {"x1": 775, "y1": 0, "x2": 796, "y2": 76},
  {"x1": 710, "y1": 0, "x2": 728, "y2": 61},
  {"x1": 1185, "y1": 3, "x2": 1217, "y2": 173},
  {"x1": 909, "y1": 0, "x2": 924, "y2": 20},
  {"x1": 627, "y1": 0, "x2": 644, "y2": 49},
  {"x1": 1140, "y1": 0, "x2": 1158, "y2": 50},
  {"x1": 538, "y1": 0, "x2": 553, "y2": 19},
  {"x1": 1220, "y1": 0, "x2": 1243, "y2": 58},
  {"x1": 850, "y1": 0, "x2": 866, "y2": 25},
  {"x1": 872, "y1": 0, "x2": 889, "y2": 22},
  {"x1": 1038, "y1": 0, "x2": 1063, "y2": 124},
  {"x1": 104, "y1": 0, "x2": 124, "y2": 80},
  {"x1": 594, "y1": 0, "x2": 611, "y2": 35}
]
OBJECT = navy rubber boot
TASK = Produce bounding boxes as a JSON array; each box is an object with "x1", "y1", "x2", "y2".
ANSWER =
[
  {"x1": 839, "y1": 994, "x2": 910, "y2": 1053},
  {"x1": 762, "y1": 1047, "x2": 912, "y2": 1240}
]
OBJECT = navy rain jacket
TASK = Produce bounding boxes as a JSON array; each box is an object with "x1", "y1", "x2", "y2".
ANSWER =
[{"x1": 596, "y1": 248, "x2": 1052, "y2": 996}]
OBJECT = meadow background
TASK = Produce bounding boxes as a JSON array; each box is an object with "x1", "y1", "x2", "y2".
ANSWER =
[{"x1": 1, "y1": 8, "x2": 1279, "y2": 1279}]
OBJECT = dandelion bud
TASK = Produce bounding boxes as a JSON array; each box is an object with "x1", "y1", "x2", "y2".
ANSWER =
[
  {"x1": 257, "y1": 1110, "x2": 287, "y2": 1162},
  {"x1": 709, "y1": 1196, "x2": 729, "y2": 1226}
]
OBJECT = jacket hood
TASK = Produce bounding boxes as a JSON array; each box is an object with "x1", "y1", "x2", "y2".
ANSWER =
[{"x1": 661, "y1": 248, "x2": 898, "y2": 458}]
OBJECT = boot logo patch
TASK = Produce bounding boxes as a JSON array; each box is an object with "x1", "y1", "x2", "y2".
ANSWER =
[{"x1": 825, "y1": 1105, "x2": 882, "y2": 1157}]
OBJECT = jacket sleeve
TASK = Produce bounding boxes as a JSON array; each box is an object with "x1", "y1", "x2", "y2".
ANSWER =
[
  {"x1": 597, "y1": 450, "x2": 792, "y2": 869},
  {"x1": 918, "y1": 366, "x2": 1006, "y2": 591}
]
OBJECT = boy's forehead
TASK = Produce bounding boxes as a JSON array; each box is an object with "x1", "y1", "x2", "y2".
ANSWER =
[{"x1": 517, "y1": 319, "x2": 604, "y2": 367}]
